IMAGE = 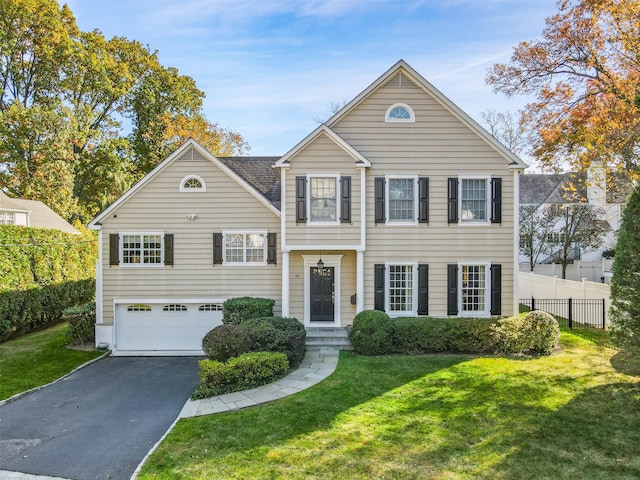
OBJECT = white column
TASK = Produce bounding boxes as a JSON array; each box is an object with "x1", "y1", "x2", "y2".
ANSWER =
[
  {"x1": 356, "y1": 250, "x2": 364, "y2": 313},
  {"x1": 282, "y1": 251, "x2": 290, "y2": 317}
]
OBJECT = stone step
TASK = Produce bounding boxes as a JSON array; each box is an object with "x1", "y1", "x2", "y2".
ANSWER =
[{"x1": 305, "y1": 327, "x2": 352, "y2": 350}]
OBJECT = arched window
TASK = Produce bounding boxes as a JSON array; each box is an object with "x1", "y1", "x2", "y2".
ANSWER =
[
  {"x1": 385, "y1": 103, "x2": 415, "y2": 123},
  {"x1": 179, "y1": 175, "x2": 206, "y2": 192}
]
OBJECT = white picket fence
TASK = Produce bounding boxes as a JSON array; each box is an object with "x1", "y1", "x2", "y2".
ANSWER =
[{"x1": 518, "y1": 271, "x2": 611, "y2": 328}]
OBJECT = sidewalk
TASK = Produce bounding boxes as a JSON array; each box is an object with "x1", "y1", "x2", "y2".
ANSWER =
[{"x1": 179, "y1": 348, "x2": 339, "y2": 417}]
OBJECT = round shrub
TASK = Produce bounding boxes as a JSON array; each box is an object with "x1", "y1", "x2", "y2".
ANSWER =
[
  {"x1": 249, "y1": 316, "x2": 306, "y2": 367},
  {"x1": 523, "y1": 310, "x2": 560, "y2": 355},
  {"x1": 202, "y1": 324, "x2": 251, "y2": 362},
  {"x1": 349, "y1": 310, "x2": 394, "y2": 355}
]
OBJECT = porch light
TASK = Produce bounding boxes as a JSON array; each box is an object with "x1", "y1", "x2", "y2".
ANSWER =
[{"x1": 317, "y1": 256, "x2": 324, "y2": 273}]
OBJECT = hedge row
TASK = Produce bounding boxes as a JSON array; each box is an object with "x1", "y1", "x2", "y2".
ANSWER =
[
  {"x1": 349, "y1": 310, "x2": 560, "y2": 356},
  {"x1": 192, "y1": 352, "x2": 289, "y2": 399},
  {"x1": 0, "y1": 225, "x2": 97, "y2": 342}
]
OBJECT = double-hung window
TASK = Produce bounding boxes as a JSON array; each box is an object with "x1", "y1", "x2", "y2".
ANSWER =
[
  {"x1": 121, "y1": 233, "x2": 163, "y2": 265},
  {"x1": 460, "y1": 177, "x2": 489, "y2": 222},
  {"x1": 308, "y1": 176, "x2": 339, "y2": 224},
  {"x1": 460, "y1": 264, "x2": 489, "y2": 315},
  {"x1": 387, "y1": 263, "x2": 417, "y2": 316},
  {"x1": 387, "y1": 176, "x2": 417, "y2": 223},
  {"x1": 224, "y1": 232, "x2": 266, "y2": 264},
  {"x1": 448, "y1": 176, "x2": 501, "y2": 224},
  {"x1": 0, "y1": 211, "x2": 15, "y2": 225}
]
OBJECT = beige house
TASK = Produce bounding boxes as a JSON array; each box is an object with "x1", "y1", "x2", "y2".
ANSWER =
[{"x1": 89, "y1": 60, "x2": 526, "y2": 355}]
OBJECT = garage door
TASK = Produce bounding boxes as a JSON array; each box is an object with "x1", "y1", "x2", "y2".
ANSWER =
[{"x1": 115, "y1": 301, "x2": 224, "y2": 354}]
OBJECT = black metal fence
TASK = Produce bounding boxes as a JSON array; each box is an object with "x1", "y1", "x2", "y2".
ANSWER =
[{"x1": 519, "y1": 297, "x2": 606, "y2": 330}]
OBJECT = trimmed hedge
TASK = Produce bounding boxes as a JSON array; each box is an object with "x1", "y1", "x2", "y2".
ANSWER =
[
  {"x1": 202, "y1": 324, "x2": 252, "y2": 362},
  {"x1": 64, "y1": 302, "x2": 96, "y2": 345},
  {"x1": 242, "y1": 317, "x2": 306, "y2": 367},
  {"x1": 191, "y1": 352, "x2": 289, "y2": 399},
  {"x1": 0, "y1": 226, "x2": 97, "y2": 342},
  {"x1": 349, "y1": 310, "x2": 394, "y2": 355},
  {"x1": 349, "y1": 310, "x2": 560, "y2": 357},
  {"x1": 222, "y1": 297, "x2": 275, "y2": 325}
]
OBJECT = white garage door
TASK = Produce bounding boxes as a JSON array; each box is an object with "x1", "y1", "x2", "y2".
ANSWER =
[{"x1": 115, "y1": 301, "x2": 224, "y2": 354}]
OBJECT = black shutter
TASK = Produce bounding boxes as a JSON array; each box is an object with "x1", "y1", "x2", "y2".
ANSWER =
[
  {"x1": 213, "y1": 233, "x2": 223, "y2": 265},
  {"x1": 448, "y1": 178, "x2": 458, "y2": 224},
  {"x1": 418, "y1": 177, "x2": 429, "y2": 223},
  {"x1": 375, "y1": 177, "x2": 385, "y2": 224},
  {"x1": 340, "y1": 176, "x2": 351, "y2": 223},
  {"x1": 296, "y1": 176, "x2": 306, "y2": 224},
  {"x1": 164, "y1": 234, "x2": 174, "y2": 266},
  {"x1": 109, "y1": 233, "x2": 119, "y2": 266},
  {"x1": 374, "y1": 264, "x2": 385, "y2": 311},
  {"x1": 267, "y1": 233, "x2": 277, "y2": 264},
  {"x1": 491, "y1": 178, "x2": 502, "y2": 224},
  {"x1": 447, "y1": 264, "x2": 458, "y2": 315},
  {"x1": 418, "y1": 264, "x2": 429, "y2": 315},
  {"x1": 490, "y1": 264, "x2": 502, "y2": 315}
]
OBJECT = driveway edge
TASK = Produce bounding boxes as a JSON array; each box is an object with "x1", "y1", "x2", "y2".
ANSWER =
[{"x1": 0, "y1": 351, "x2": 110, "y2": 407}]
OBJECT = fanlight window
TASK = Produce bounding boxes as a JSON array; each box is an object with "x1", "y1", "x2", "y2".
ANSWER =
[
  {"x1": 180, "y1": 175, "x2": 206, "y2": 192},
  {"x1": 385, "y1": 103, "x2": 415, "y2": 122}
]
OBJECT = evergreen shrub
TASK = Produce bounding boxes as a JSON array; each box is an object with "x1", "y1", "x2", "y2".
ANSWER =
[{"x1": 221, "y1": 297, "x2": 275, "y2": 325}]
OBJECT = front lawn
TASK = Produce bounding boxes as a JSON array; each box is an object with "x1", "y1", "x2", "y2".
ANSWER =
[
  {"x1": 139, "y1": 332, "x2": 640, "y2": 479},
  {"x1": 0, "y1": 322, "x2": 103, "y2": 401}
]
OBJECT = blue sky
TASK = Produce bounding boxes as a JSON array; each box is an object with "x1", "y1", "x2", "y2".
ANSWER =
[{"x1": 67, "y1": 0, "x2": 558, "y2": 156}]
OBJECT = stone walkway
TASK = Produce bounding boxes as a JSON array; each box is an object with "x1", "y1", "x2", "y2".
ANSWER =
[{"x1": 179, "y1": 347, "x2": 339, "y2": 417}]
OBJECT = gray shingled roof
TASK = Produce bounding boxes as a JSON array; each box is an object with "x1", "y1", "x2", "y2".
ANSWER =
[
  {"x1": 0, "y1": 191, "x2": 80, "y2": 234},
  {"x1": 218, "y1": 157, "x2": 281, "y2": 210},
  {"x1": 520, "y1": 172, "x2": 633, "y2": 205}
]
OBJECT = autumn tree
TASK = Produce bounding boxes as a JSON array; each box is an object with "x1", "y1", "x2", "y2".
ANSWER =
[
  {"x1": 486, "y1": 0, "x2": 640, "y2": 177},
  {"x1": 610, "y1": 183, "x2": 640, "y2": 349}
]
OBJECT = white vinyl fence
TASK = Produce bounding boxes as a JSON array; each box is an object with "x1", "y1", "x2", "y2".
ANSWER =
[{"x1": 519, "y1": 271, "x2": 611, "y2": 328}]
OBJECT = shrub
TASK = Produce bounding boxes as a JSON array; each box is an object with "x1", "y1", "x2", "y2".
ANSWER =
[
  {"x1": 393, "y1": 317, "x2": 498, "y2": 355},
  {"x1": 192, "y1": 352, "x2": 289, "y2": 399},
  {"x1": 64, "y1": 302, "x2": 96, "y2": 345},
  {"x1": 202, "y1": 324, "x2": 251, "y2": 362},
  {"x1": 241, "y1": 317, "x2": 306, "y2": 368},
  {"x1": 349, "y1": 310, "x2": 394, "y2": 355},
  {"x1": 0, "y1": 225, "x2": 96, "y2": 342},
  {"x1": 491, "y1": 311, "x2": 559, "y2": 356},
  {"x1": 222, "y1": 297, "x2": 275, "y2": 325}
]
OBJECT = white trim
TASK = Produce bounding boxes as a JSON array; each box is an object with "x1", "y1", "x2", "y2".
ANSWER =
[
  {"x1": 457, "y1": 261, "x2": 491, "y2": 317},
  {"x1": 360, "y1": 168, "x2": 366, "y2": 250},
  {"x1": 513, "y1": 170, "x2": 521, "y2": 316},
  {"x1": 282, "y1": 251, "x2": 290, "y2": 317},
  {"x1": 307, "y1": 174, "x2": 340, "y2": 225},
  {"x1": 95, "y1": 229, "x2": 103, "y2": 325},
  {"x1": 385, "y1": 103, "x2": 415, "y2": 123},
  {"x1": 284, "y1": 244, "x2": 365, "y2": 252},
  {"x1": 384, "y1": 261, "x2": 419, "y2": 317},
  {"x1": 356, "y1": 251, "x2": 364, "y2": 313},
  {"x1": 302, "y1": 254, "x2": 342, "y2": 327},
  {"x1": 179, "y1": 174, "x2": 206, "y2": 192},
  {"x1": 385, "y1": 175, "x2": 418, "y2": 225},
  {"x1": 458, "y1": 174, "x2": 491, "y2": 225},
  {"x1": 119, "y1": 231, "x2": 165, "y2": 267},
  {"x1": 221, "y1": 231, "x2": 268, "y2": 266}
]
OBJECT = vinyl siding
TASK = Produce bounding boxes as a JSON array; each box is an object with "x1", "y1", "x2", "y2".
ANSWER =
[
  {"x1": 332, "y1": 77, "x2": 517, "y2": 316},
  {"x1": 99, "y1": 147, "x2": 282, "y2": 325},
  {"x1": 285, "y1": 132, "x2": 362, "y2": 247}
]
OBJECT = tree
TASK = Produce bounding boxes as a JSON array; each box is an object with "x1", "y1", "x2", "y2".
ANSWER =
[
  {"x1": 486, "y1": 0, "x2": 640, "y2": 177},
  {"x1": 610, "y1": 183, "x2": 640, "y2": 349},
  {"x1": 552, "y1": 202, "x2": 607, "y2": 278},
  {"x1": 481, "y1": 109, "x2": 528, "y2": 155},
  {"x1": 519, "y1": 204, "x2": 560, "y2": 272}
]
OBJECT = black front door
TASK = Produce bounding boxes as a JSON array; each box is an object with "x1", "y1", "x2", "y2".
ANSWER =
[{"x1": 310, "y1": 267, "x2": 334, "y2": 322}]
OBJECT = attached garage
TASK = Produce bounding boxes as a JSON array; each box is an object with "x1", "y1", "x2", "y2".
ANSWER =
[{"x1": 113, "y1": 300, "x2": 225, "y2": 355}]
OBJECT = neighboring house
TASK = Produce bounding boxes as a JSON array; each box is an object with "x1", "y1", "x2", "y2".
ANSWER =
[
  {"x1": 0, "y1": 191, "x2": 80, "y2": 234},
  {"x1": 519, "y1": 162, "x2": 632, "y2": 281},
  {"x1": 89, "y1": 60, "x2": 527, "y2": 355}
]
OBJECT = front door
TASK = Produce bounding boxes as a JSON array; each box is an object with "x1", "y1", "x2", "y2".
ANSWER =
[{"x1": 310, "y1": 267, "x2": 334, "y2": 322}]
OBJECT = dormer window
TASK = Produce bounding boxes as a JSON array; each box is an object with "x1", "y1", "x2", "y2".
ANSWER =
[
  {"x1": 385, "y1": 103, "x2": 415, "y2": 123},
  {"x1": 179, "y1": 175, "x2": 206, "y2": 192}
]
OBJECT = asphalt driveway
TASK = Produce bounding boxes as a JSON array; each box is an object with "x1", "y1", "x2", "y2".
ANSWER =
[{"x1": 0, "y1": 356, "x2": 200, "y2": 480}]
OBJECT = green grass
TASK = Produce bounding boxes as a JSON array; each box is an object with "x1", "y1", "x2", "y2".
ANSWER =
[
  {"x1": 139, "y1": 332, "x2": 640, "y2": 480},
  {"x1": 0, "y1": 322, "x2": 103, "y2": 400}
]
